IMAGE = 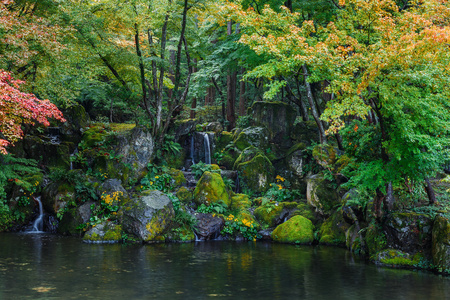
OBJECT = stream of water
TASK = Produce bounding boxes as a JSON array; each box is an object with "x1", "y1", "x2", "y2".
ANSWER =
[{"x1": 0, "y1": 233, "x2": 449, "y2": 299}]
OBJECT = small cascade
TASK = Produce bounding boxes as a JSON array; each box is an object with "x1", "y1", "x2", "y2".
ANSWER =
[
  {"x1": 69, "y1": 148, "x2": 78, "y2": 170},
  {"x1": 190, "y1": 135, "x2": 195, "y2": 165},
  {"x1": 182, "y1": 171, "x2": 198, "y2": 188},
  {"x1": 202, "y1": 132, "x2": 211, "y2": 164},
  {"x1": 235, "y1": 175, "x2": 240, "y2": 194},
  {"x1": 31, "y1": 196, "x2": 44, "y2": 233}
]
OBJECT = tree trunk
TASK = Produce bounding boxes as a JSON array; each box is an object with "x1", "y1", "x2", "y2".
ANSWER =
[
  {"x1": 425, "y1": 177, "x2": 436, "y2": 205},
  {"x1": 239, "y1": 72, "x2": 246, "y2": 116},
  {"x1": 302, "y1": 65, "x2": 326, "y2": 143},
  {"x1": 226, "y1": 21, "x2": 236, "y2": 130}
]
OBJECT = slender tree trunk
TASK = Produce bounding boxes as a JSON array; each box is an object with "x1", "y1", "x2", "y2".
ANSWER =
[
  {"x1": 302, "y1": 65, "x2": 326, "y2": 143},
  {"x1": 239, "y1": 71, "x2": 246, "y2": 116},
  {"x1": 226, "y1": 21, "x2": 237, "y2": 130},
  {"x1": 190, "y1": 59, "x2": 198, "y2": 119},
  {"x1": 134, "y1": 23, "x2": 147, "y2": 110},
  {"x1": 384, "y1": 182, "x2": 394, "y2": 212},
  {"x1": 425, "y1": 177, "x2": 436, "y2": 205},
  {"x1": 212, "y1": 77, "x2": 226, "y2": 128}
]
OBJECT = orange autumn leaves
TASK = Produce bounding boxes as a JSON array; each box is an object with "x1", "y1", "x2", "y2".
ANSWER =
[{"x1": 0, "y1": 70, "x2": 65, "y2": 154}]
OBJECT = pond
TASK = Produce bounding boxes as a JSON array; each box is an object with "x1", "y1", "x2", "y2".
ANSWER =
[{"x1": 0, "y1": 233, "x2": 449, "y2": 299}]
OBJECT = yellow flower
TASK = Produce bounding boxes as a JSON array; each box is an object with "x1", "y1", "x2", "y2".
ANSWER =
[
  {"x1": 277, "y1": 184, "x2": 283, "y2": 190},
  {"x1": 150, "y1": 181, "x2": 153, "y2": 185},
  {"x1": 276, "y1": 175, "x2": 285, "y2": 182},
  {"x1": 155, "y1": 176, "x2": 159, "y2": 179}
]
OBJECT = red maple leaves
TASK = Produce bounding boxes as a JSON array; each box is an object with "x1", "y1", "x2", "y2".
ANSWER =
[{"x1": 0, "y1": 70, "x2": 65, "y2": 154}]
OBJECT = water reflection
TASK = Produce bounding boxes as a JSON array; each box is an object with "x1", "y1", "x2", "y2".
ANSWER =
[{"x1": 0, "y1": 233, "x2": 449, "y2": 299}]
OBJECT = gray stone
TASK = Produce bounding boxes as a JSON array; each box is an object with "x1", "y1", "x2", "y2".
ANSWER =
[
  {"x1": 306, "y1": 174, "x2": 339, "y2": 215},
  {"x1": 194, "y1": 213, "x2": 225, "y2": 240},
  {"x1": 121, "y1": 190, "x2": 175, "y2": 242}
]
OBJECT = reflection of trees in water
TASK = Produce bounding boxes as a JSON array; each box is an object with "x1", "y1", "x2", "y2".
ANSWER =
[{"x1": 0, "y1": 235, "x2": 449, "y2": 299}]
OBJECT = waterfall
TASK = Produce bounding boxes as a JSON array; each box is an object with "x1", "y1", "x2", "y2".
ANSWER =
[
  {"x1": 190, "y1": 135, "x2": 195, "y2": 165},
  {"x1": 69, "y1": 148, "x2": 78, "y2": 170},
  {"x1": 31, "y1": 196, "x2": 44, "y2": 232},
  {"x1": 203, "y1": 133, "x2": 211, "y2": 164}
]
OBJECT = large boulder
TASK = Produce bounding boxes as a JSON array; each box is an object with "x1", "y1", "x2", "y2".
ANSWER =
[
  {"x1": 234, "y1": 150, "x2": 274, "y2": 194},
  {"x1": 290, "y1": 120, "x2": 320, "y2": 145},
  {"x1": 83, "y1": 221, "x2": 122, "y2": 243},
  {"x1": 432, "y1": 215, "x2": 450, "y2": 271},
  {"x1": 194, "y1": 213, "x2": 225, "y2": 240},
  {"x1": 383, "y1": 212, "x2": 433, "y2": 254},
  {"x1": 234, "y1": 126, "x2": 270, "y2": 151},
  {"x1": 318, "y1": 209, "x2": 350, "y2": 246},
  {"x1": 22, "y1": 135, "x2": 71, "y2": 169},
  {"x1": 254, "y1": 201, "x2": 299, "y2": 228},
  {"x1": 121, "y1": 190, "x2": 175, "y2": 242},
  {"x1": 58, "y1": 201, "x2": 94, "y2": 236},
  {"x1": 193, "y1": 172, "x2": 231, "y2": 207},
  {"x1": 271, "y1": 215, "x2": 314, "y2": 244},
  {"x1": 80, "y1": 124, "x2": 153, "y2": 184},
  {"x1": 306, "y1": 174, "x2": 340, "y2": 215},
  {"x1": 251, "y1": 101, "x2": 296, "y2": 146}
]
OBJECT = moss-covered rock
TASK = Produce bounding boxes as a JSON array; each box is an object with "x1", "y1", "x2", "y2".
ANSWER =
[
  {"x1": 306, "y1": 174, "x2": 339, "y2": 215},
  {"x1": 58, "y1": 201, "x2": 93, "y2": 236},
  {"x1": 285, "y1": 143, "x2": 307, "y2": 177},
  {"x1": 176, "y1": 186, "x2": 193, "y2": 203},
  {"x1": 290, "y1": 120, "x2": 320, "y2": 145},
  {"x1": 80, "y1": 124, "x2": 153, "y2": 185},
  {"x1": 168, "y1": 168, "x2": 187, "y2": 187},
  {"x1": 22, "y1": 136, "x2": 71, "y2": 169},
  {"x1": 318, "y1": 209, "x2": 350, "y2": 246},
  {"x1": 215, "y1": 131, "x2": 234, "y2": 150},
  {"x1": 254, "y1": 201, "x2": 300, "y2": 228},
  {"x1": 234, "y1": 126, "x2": 270, "y2": 151},
  {"x1": 193, "y1": 171, "x2": 230, "y2": 207},
  {"x1": 384, "y1": 212, "x2": 433, "y2": 254},
  {"x1": 121, "y1": 190, "x2": 175, "y2": 242},
  {"x1": 230, "y1": 194, "x2": 251, "y2": 211},
  {"x1": 365, "y1": 223, "x2": 387, "y2": 257},
  {"x1": 432, "y1": 215, "x2": 450, "y2": 271},
  {"x1": 251, "y1": 101, "x2": 296, "y2": 146},
  {"x1": 83, "y1": 221, "x2": 122, "y2": 243},
  {"x1": 374, "y1": 249, "x2": 423, "y2": 268},
  {"x1": 272, "y1": 215, "x2": 314, "y2": 244},
  {"x1": 42, "y1": 180, "x2": 76, "y2": 214},
  {"x1": 165, "y1": 148, "x2": 187, "y2": 169},
  {"x1": 235, "y1": 152, "x2": 274, "y2": 194}
]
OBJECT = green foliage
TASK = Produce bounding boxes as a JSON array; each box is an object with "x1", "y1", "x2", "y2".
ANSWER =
[
  {"x1": 222, "y1": 213, "x2": 261, "y2": 241},
  {"x1": 0, "y1": 154, "x2": 41, "y2": 202},
  {"x1": 197, "y1": 200, "x2": 228, "y2": 214},
  {"x1": 140, "y1": 173, "x2": 173, "y2": 193},
  {"x1": 191, "y1": 162, "x2": 220, "y2": 180},
  {"x1": 173, "y1": 209, "x2": 197, "y2": 231},
  {"x1": 264, "y1": 175, "x2": 302, "y2": 202},
  {"x1": 48, "y1": 168, "x2": 98, "y2": 203}
]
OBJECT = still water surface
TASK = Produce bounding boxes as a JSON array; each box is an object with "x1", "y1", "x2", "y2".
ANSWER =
[{"x1": 0, "y1": 233, "x2": 449, "y2": 299}]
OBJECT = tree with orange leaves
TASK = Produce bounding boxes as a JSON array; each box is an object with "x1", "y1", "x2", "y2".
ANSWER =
[
  {"x1": 225, "y1": 0, "x2": 450, "y2": 215},
  {"x1": 0, "y1": 70, "x2": 65, "y2": 154}
]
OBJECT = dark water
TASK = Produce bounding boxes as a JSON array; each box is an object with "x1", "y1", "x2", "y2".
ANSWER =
[{"x1": 0, "y1": 233, "x2": 449, "y2": 299}]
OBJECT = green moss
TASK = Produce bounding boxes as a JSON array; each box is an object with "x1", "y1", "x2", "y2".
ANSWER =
[
  {"x1": 286, "y1": 143, "x2": 306, "y2": 157},
  {"x1": 231, "y1": 194, "x2": 251, "y2": 211},
  {"x1": 168, "y1": 168, "x2": 187, "y2": 187},
  {"x1": 318, "y1": 210, "x2": 350, "y2": 246},
  {"x1": 176, "y1": 186, "x2": 193, "y2": 203},
  {"x1": 365, "y1": 224, "x2": 387, "y2": 257},
  {"x1": 193, "y1": 171, "x2": 231, "y2": 207},
  {"x1": 110, "y1": 123, "x2": 136, "y2": 132},
  {"x1": 272, "y1": 215, "x2": 314, "y2": 244},
  {"x1": 254, "y1": 203, "x2": 284, "y2": 227},
  {"x1": 216, "y1": 131, "x2": 234, "y2": 150},
  {"x1": 165, "y1": 148, "x2": 186, "y2": 169},
  {"x1": 233, "y1": 127, "x2": 269, "y2": 151},
  {"x1": 167, "y1": 224, "x2": 195, "y2": 242},
  {"x1": 103, "y1": 225, "x2": 122, "y2": 241},
  {"x1": 235, "y1": 153, "x2": 274, "y2": 194},
  {"x1": 375, "y1": 249, "x2": 423, "y2": 267},
  {"x1": 293, "y1": 203, "x2": 316, "y2": 223}
]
